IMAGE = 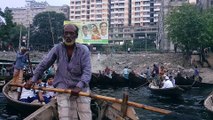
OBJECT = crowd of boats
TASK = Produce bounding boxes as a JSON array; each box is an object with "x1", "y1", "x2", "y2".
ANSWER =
[{"x1": 0, "y1": 59, "x2": 213, "y2": 119}]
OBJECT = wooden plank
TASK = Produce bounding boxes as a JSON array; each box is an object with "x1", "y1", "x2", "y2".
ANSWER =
[
  {"x1": 24, "y1": 99, "x2": 58, "y2": 120},
  {"x1": 112, "y1": 103, "x2": 139, "y2": 120}
]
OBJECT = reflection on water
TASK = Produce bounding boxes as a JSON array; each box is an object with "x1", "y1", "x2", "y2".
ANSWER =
[{"x1": 0, "y1": 86, "x2": 213, "y2": 119}]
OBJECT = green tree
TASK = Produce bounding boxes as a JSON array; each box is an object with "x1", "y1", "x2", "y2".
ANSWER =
[
  {"x1": 30, "y1": 11, "x2": 67, "y2": 50},
  {"x1": 0, "y1": 7, "x2": 23, "y2": 50},
  {"x1": 201, "y1": 8, "x2": 213, "y2": 48},
  {"x1": 166, "y1": 4, "x2": 204, "y2": 55}
]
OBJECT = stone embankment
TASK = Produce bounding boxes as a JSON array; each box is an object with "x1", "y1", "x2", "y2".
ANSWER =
[{"x1": 1, "y1": 51, "x2": 213, "y2": 83}]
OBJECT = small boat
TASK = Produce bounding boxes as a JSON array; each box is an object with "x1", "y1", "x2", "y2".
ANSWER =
[
  {"x1": 90, "y1": 71, "x2": 148, "y2": 88},
  {"x1": 2, "y1": 80, "x2": 43, "y2": 115},
  {"x1": 4, "y1": 80, "x2": 140, "y2": 119},
  {"x1": 204, "y1": 92, "x2": 213, "y2": 114},
  {"x1": 175, "y1": 75, "x2": 213, "y2": 88},
  {"x1": 24, "y1": 99, "x2": 139, "y2": 120},
  {"x1": 148, "y1": 82, "x2": 184, "y2": 97}
]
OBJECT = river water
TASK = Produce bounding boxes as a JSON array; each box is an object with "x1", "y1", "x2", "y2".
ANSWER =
[{"x1": 0, "y1": 86, "x2": 213, "y2": 120}]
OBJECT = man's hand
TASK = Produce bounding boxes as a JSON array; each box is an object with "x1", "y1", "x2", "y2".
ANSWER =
[
  {"x1": 71, "y1": 87, "x2": 81, "y2": 96},
  {"x1": 24, "y1": 80, "x2": 34, "y2": 90}
]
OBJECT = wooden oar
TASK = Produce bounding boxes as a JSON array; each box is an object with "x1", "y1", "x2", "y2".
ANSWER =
[{"x1": 10, "y1": 83, "x2": 172, "y2": 114}]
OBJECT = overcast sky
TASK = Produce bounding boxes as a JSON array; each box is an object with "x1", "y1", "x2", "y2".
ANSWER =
[{"x1": 0, "y1": 0, "x2": 70, "y2": 11}]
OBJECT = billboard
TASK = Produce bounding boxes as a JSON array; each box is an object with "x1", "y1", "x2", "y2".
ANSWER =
[{"x1": 64, "y1": 21, "x2": 108, "y2": 44}]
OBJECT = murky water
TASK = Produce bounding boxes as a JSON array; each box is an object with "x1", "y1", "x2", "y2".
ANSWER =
[{"x1": 0, "y1": 86, "x2": 213, "y2": 120}]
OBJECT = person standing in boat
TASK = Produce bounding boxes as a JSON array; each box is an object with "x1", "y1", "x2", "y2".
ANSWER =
[
  {"x1": 193, "y1": 65, "x2": 200, "y2": 82},
  {"x1": 11, "y1": 47, "x2": 29, "y2": 90},
  {"x1": 151, "y1": 64, "x2": 159, "y2": 86},
  {"x1": 122, "y1": 66, "x2": 130, "y2": 80},
  {"x1": 25, "y1": 24, "x2": 92, "y2": 120}
]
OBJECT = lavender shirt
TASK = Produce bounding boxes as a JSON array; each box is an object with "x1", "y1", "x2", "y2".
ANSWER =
[{"x1": 32, "y1": 43, "x2": 91, "y2": 91}]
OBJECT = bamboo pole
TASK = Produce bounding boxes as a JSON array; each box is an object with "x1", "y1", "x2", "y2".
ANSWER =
[{"x1": 10, "y1": 83, "x2": 172, "y2": 114}]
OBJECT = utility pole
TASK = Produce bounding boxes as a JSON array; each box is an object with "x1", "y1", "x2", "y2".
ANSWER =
[{"x1": 19, "y1": 25, "x2": 22, "y2": 49}]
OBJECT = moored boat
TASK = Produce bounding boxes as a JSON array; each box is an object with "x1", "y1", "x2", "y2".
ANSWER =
[
  {"x1": 148, "y1": 82, "x2": 184, "y2": 97},
  {"x1": 175, "y1": 75, "x2": 213, "y2": 88},
  {"x1": 90, "y1": 71, "x2": 148, "y2": 88},
  {"x1": 204, "y1": 92, "x2": 213, "y2": 114}
]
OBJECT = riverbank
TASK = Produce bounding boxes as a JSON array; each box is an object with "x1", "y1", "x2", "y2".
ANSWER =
[{"x1": 1, "y1": 51, "x2": 213, "y2": 83}]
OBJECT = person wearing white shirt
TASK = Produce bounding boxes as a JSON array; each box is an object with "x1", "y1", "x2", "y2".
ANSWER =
[
  {"x1": 162, "y1": 76, "x2": 174, "y2": 89},
  {"x1": 38, "y1": 75, "x2": 55, "y2": 104},
  {"x1": 17, "y1": 82, "x2": 37, "y2": 103}
]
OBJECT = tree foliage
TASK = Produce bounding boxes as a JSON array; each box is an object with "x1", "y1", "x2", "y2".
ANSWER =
[
  {"x1": 0, "y1": 8, "x2": 27, "y2": 50},
  {"x1": 166, "y1": 4, "x2": 205, "y2": 53},
  {"x1": 201, "y1": 8, "x2": 213, "y2": 47},
  {"x1": 30, "y1": 11, "x2": 67, "y2": 49}
]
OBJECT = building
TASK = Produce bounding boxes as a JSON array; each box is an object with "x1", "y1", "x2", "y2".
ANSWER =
[
  {"x1": 69, "y1": 0, "x2": 161, "y2": 47},
  {"x1": 10, "y1": 0, "x2": 69, "y2": 27},
  {"x1": 197, "y1": 0, "x2": 213, "y2": 9},
  {"x1": 157, "y1": 0, "x2": 213, "y2": 51},
  {"x1": 0, "y1": 16, "x2": 6, "y2": 26},
  {"x1": 157, "y1": 0, "x2": 189, "y2": 50}
]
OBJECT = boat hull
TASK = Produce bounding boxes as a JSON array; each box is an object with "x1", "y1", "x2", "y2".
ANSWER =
[{"x1": 148, "y1": 83, "x2": 184, "y2": 97}]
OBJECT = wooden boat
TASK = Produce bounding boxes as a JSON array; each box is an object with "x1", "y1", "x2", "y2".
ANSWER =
[
  {"x1": 204, "y1": 92, "x2": 213, "y2": 114},
  {"x1": 24, "y1": 99, "x2": 139, "y2": 120},
  {"x1": 148, "y1": 82, "x2": 184, "y2": 97},
  {"x1": 10, "y1": 82, "x2": 173, "y2": 120},
  {"x1": 90, "y1": 71, "x2": 148, "y2": 88},
  {"x1": 4, "y1": 80, "x2": 140, "y2": 119},
  {"x1": 2, "y1": 80, "x2": 43, "y2": 115},
  {"x1": 175, "y1": 75, "x2": 213, "y2": 88}
]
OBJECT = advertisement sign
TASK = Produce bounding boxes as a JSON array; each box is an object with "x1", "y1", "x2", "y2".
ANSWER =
[{"x1": 64, "y1": 21, "x2": 108, "y2": 44}]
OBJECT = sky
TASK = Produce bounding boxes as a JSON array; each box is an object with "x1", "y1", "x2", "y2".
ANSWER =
[{"x1": 0, "y1": 0, "x2": 70, "y2": 11}]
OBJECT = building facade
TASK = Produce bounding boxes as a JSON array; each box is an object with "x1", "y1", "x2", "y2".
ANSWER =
[
  {"x1": 157, "y1": 0, "x2": 213, "y2": 50},
  {"x1": 10, "y1": 0, "x2": 69, "y2": 27}
]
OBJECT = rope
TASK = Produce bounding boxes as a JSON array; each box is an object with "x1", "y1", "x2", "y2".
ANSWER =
[{"x1": 134, "y1": 81, "x2": 149, "y2": 90}]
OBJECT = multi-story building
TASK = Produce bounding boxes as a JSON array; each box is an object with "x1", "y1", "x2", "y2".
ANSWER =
[
  {"x1": 10, "y1": 0, "x2": 69, "y2": 27},
  {"x1": 157, "y1": 0, "x2": 198, "y2": 51},
  {"x1": 69, "y1": 0, "x2": 161, "y2": 47},
  {"x1": 0, "y1": 16, "x2": 6, "y2": 26},
  {"x1": 197, "y1": 0, "x2": 213, "y2": 9},
  {"x1": 157, "y1": 0, "x2": 213, "y2": 50}
]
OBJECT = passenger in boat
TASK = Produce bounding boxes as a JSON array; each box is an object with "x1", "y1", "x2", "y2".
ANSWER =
[
  {"x1": 25, "y1": 24, "x2": 92, "y2": 120},
  {"x1": 140, "y1": 66, "x2": 151, "y2": 81},
  {"x1": 46, "y1": 65, "x2": 55, "y2": 75},
  {"x1": 161, "y1": 76, "x2": 174, "y2": 89},
  {"x1": 152, "y1": 64, "x2": 159, "y2": 85},
  {"x1": 122, "y1": 66, "x2": 130, "y2": 80},
  {"x1": 38, "y1": 75, "x2": 55, "y2": 104},
  {"x1": 169, "y1": 75, "x2": 176, "y2": 87},
  {"x1": 17, "y1": 75, "x2": 37, "y2": 103},
  {"x1": 11, "y1": 47, "x2": 29, "y2": 90},
  {"x1": 159, "y1": 66, "x2": 166, "y2": 81},
  {"x1": 104, "y1": 66, "x2": 112, "y2": 78}
]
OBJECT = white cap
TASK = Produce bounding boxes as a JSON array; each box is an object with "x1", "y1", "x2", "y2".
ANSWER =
[{"x1": 165, "y1": 76, "x2": 169, "y2": 80}]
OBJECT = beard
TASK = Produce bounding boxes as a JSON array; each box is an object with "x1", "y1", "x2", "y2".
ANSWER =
[{"x1": 63, "y1": 38, "x2": 75, "y2": 46}]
